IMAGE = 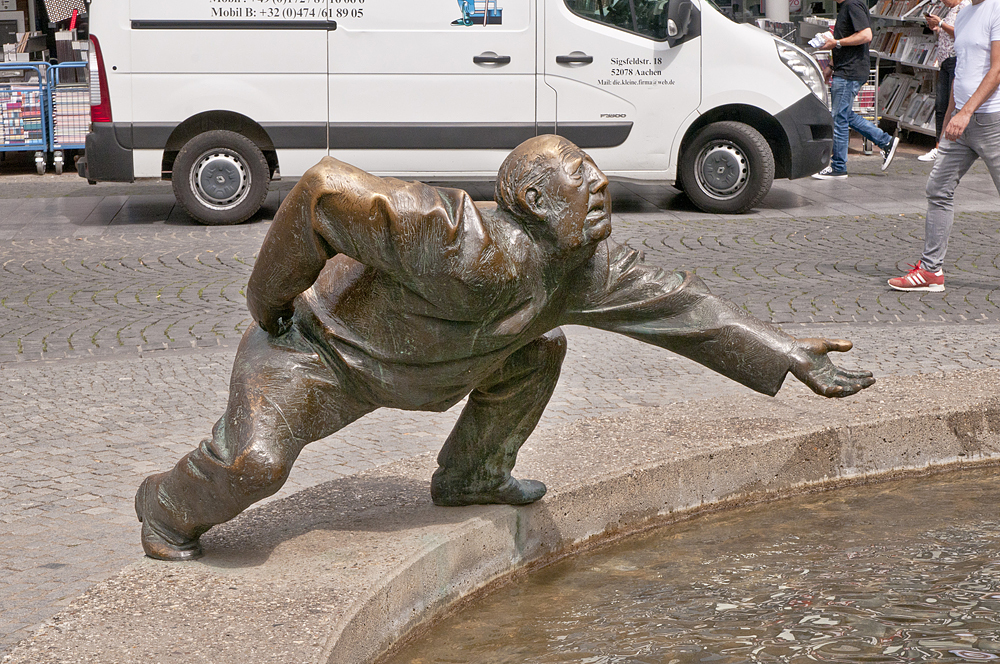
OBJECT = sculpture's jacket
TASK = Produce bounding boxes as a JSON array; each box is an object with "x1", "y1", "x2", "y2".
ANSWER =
[{"x1": 247, "y1": 157, "x2": 802, "y2": 412}]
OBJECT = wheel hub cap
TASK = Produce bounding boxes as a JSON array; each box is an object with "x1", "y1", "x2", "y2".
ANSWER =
[
  {"x1": 195, "y1": 154, "x2": 247, "y2": 206},
  {"x1": 698, "y1": 144, "x2": 747, "y2": 198}
]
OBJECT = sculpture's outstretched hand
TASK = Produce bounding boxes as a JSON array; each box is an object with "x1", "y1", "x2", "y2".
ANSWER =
[{"x1": 789, "y1": 338, "x2": 875, "y2": 398}]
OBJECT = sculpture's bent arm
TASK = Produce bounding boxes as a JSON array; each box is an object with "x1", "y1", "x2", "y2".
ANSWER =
[
  {"x1": 246, "y1": 166, "x2": 337, "y2": 334},
  {"x1": 246, "y1": 157, "x2": 477, "y2": 335},
  {"x1": 562, "y1": 241, "x2": 802, "y2": 396}
]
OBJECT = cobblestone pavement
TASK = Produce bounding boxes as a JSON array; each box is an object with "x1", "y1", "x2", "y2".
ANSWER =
[{"x1": 3, "y1": 148, "x2": 1000, "y2": 657}]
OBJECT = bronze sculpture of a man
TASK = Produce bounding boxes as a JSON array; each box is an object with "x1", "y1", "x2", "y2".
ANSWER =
[{"x1": 135, "y1": 135, "x2": 875, "y2": 561}]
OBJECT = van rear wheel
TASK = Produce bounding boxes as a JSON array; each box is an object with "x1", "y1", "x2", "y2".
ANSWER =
[
  {"x1": 678, "y1": 121, "x2": 774, "y2": 214},
  {"x1": 172, "y1": 130, "x2": 269, "y2": 226}
]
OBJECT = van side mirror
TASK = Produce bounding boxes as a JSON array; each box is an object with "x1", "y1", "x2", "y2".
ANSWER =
[{"x1": 665, "y1": 0, "x2": 694, "y2": 47}]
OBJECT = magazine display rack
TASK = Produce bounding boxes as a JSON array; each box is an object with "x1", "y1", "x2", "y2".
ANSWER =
[
  {"x1": 878, "y1": 70, "x2": 937, "y2": 134},
  {"x1": 0, "y1": 60, "x2": 90, "y2": 174},
  {"x1": 48, "y1": 62, "x2": 88, "y2": 174},
  {"x1": 871, "y1": 0, "x2": 945, "y2": 137},
  {"x1": 0, "y1": 62, "x2": 47, "y2": 173}
]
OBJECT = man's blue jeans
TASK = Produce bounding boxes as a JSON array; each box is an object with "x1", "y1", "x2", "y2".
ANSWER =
[{"x1": 831, "y1": 76, "x2": 893, "y2": 173}]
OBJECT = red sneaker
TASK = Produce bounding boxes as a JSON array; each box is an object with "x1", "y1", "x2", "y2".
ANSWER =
[{"x1": 888, "y1": 263, "x2": 945, "y2": 292}]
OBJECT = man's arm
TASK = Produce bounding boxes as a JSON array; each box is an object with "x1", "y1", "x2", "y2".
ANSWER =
[
  {"x1": 246, "y1": 156, "x2": 479, "y2": 335},
  {"x1": 820, "y1": 26, "x2": 873, "y2": 50},
  {"x1": 562, "y1": 242, "x2": 874, "y2": 398},
  {"x1": 946, "y1": 40, "x2": 1000, "y2": 139}
]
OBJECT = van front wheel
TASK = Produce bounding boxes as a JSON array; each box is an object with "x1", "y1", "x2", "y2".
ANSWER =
[
  {"x1": 678, "y1": 121, "x2": 774, "y2": 214},
  {"x1": 172, "y1": 130, "x2": 270, "y2": 225}
]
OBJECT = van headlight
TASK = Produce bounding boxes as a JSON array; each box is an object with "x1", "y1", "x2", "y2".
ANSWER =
[{"x1": 775, "y1": 40, "x2": 829, "y2": 108}]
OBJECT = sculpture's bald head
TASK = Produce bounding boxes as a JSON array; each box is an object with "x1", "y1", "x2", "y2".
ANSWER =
[
  {"x1": 496, "y1": 135, "x2": 611, "y2": 256},
  {"x1": 496, "y1": 135, "x2": 576, "y2": 217}
]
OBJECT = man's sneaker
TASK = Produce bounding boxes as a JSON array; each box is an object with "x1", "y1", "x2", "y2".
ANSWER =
[
  {"x1": 811, "y1": 166, "x2": 848, "y2": 180},
  {"x1": 887, "y1": 263, "x2": 945, "y2": 292},
  {"x1": 881, "y1": 136, "x2": 900, "y2": 171},
  {"x1": 917, "y1": 147, "x2": 939, "y2": 162}
]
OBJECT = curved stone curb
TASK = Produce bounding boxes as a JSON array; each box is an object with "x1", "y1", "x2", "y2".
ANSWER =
[{"x1": 6, "y1": 370, "x2": 1000, "y2": 664}]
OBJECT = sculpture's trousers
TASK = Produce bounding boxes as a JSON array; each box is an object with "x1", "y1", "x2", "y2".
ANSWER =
[
  {"x1": 431, "y1": 327, "x2": 567, "y2": 499},
  {"x1": 142, "y1": 324, "x2": 567, "y2": 543}
]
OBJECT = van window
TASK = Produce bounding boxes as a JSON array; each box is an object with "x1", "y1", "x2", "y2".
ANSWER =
[{"x1": 564, "y1": 0, "x2": 670, "y2": 40}]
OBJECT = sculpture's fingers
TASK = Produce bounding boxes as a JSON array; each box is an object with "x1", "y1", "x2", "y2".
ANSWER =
[
  {"x1": 796, "y1": 337, "x2": 853, "y2": 354},
  {"x1": 831, "y1": 373, "x2": 876, "y2": 395},
  {"x1": 841, "y1": 378, "x2": 875, "y2": 396},
  {"x1": 822, "y1": 338, "x2": 853, "y2": 353},
  {"x1": 821, "y1": 383, "x2": 846, "y2": 397},
  {"x1": 838, "y1": 368, "x2": 874, "y2": 380}
]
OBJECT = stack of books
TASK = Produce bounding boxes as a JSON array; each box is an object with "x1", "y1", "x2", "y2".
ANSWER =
[
  {"x1": 872, "y1": 0, "x2": 924, "y2": 18},
  {"x1": 756, "y1": 19, "x2": 797, "y2": 40},
  {"x1": 878, "y1": 71, "x2": 937, "y2": 129},
  {"x1": 856, "y1": 85, "x2": 877, "y2": 113},
  {"x1": 873, "y1": 27, "x2": 938, "y2": 65},
  {"x1": 920, "y1": 0, "x2": 952, "y2": 17},
  {"x1": 51, "y1": 86, "x2": 89, "y2": 146},
  {"x1": 0, "y1": 86, "x2": 43, "y2": 146}
]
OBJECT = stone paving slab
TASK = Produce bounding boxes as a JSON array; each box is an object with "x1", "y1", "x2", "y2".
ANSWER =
[{"x1": 3, "y1": 145, "x2": 1000, "y2": 658}]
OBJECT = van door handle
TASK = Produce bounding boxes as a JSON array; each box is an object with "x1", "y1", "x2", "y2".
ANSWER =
[
  {"x1": 474, "y1": 52, "x2": 512, "y2": 66},
  {"x1": 556, "y1": 52, "x2": 594, "y2": 65}
]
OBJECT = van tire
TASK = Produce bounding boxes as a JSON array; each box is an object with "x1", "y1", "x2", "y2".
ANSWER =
[
  {"x1": 678, "y1": 121, "x2": 774, "y2": 214},
  {"x1": 172, "y1": 130, "x2": 269, "y2": 225}
]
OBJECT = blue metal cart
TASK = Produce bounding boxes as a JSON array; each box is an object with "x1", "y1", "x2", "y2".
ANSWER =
[
  {"x1": 0, "y1": 62, "x2": 48, "y2": 174},
  {"x1": 47, "y1": 61, "x2": 89, "y2": 175}
]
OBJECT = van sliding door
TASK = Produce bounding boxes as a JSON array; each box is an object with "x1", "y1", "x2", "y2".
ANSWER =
[{"x1": 327, "y1": 0, "x2": 536, "y2": 177}]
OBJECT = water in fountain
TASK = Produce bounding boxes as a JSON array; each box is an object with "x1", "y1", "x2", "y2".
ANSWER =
[{"x1": 385, "y1": 466, "x2": 1000, "y2": 663}]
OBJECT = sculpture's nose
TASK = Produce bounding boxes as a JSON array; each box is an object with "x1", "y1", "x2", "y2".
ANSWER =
[{"x1": 587, "y1": 162, "x2": 609, "y2": 193}]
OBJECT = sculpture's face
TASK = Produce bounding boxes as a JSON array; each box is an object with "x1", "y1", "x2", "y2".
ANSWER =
[{"x1": 541, "y1": 145, "x2": 612, "y2": 254}]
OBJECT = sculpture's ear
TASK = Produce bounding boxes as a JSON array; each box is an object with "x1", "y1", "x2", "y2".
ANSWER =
[{"x1": 522, "y1": 186, "x2": 546, "y2": 219}]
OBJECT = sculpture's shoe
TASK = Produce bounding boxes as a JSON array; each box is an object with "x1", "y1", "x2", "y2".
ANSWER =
[
  {"x1": 134, "y1": 477, "x2": 203, "y2": 562},
  {"x1": 432, "y1": 476, "x2": 547, "y2": 507}
]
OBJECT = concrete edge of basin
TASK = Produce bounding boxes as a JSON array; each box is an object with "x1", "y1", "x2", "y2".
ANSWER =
[
  {"x1": 347, "y1": 402, "x2": 1000, "y2": 664},
  {"x1": 7, "y1": 371, "x2": 1000, "y2": 664}
]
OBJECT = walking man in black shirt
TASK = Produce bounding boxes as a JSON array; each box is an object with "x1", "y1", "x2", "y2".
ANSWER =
[{"x1": 813, "y1": 0, "x2": 900, "y2": 179}]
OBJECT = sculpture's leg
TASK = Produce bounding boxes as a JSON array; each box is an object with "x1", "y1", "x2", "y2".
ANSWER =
[
  {"x1": 135, "y1": 324, "x2": 372, "y2": 561},
  {"x1": 431, "y1": 328, "x2": 566, "y2": 506}
]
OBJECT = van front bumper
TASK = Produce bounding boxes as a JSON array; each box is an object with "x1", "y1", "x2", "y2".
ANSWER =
[
  {"x1": 77, "y1": 122, "x2": 135, "y2": 183},
  {"x1": 775, "y1": 93, "x2": 833, "y2": 179}
]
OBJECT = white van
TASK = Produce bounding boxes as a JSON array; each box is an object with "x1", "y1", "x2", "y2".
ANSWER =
[{"x1": 79, "y1": 0, "x2": 832, "y2": 224}]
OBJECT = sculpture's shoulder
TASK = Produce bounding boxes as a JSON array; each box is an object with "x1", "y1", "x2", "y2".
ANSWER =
[
  {"x1": 297, "y1": 156, "x2": 367, "y2": 195},
  {"x1": 470, "y1": 208, "x2": 537, "y2": 282}
]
